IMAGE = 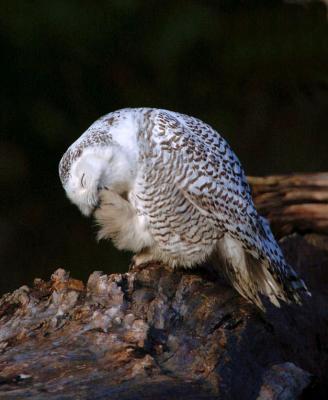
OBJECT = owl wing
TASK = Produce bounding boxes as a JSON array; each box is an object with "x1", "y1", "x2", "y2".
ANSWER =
[
  {"x1": 143, "y1": 109, "x2": 308, "y2": 308},
  {"x1": 147, "y1": 109, "x2": 273, "y2": 262}
]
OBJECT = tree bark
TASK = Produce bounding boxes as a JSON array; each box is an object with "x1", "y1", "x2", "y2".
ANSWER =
[
  {"x1": 249, "y1": 173, "x2": 328, "y2": 238},
  {"x1": 0, "y1": 173, "x2": 328, "y2": 399}
]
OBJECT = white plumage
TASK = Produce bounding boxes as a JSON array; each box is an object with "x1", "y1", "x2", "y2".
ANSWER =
[{"x1": 59, "y1": 108, "x2": 309, "y2": 309}]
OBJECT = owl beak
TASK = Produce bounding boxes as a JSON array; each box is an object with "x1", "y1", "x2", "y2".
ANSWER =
[
  {"x1": 78, "y1": 191, "x2": 100, "y2": 217},
  {"x1": 91, "y1": 199, "x2": 101, "y2": 216}
]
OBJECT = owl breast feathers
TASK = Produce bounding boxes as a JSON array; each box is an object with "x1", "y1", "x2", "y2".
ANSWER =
[{"x1": 59, "y1": 108, "x2": 310, "y2": 310}]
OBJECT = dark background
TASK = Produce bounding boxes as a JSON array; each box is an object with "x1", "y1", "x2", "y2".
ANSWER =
[{"x1": 1, "y1": 0, "x2": 327, "y2": 295}]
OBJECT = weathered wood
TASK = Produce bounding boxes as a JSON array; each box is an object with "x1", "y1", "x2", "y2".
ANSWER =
[
  {"x1": 249, "y1": 173, "x2": 328, "y2": 238},
  {"x1": 1, "y1": 173, "x2": 328, "y2": 399}
]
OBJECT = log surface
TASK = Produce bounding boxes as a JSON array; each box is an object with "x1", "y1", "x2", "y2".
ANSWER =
[
  {"x1": 1, "y1": 173, "x2": 328, "y2": 399},
  {"x1": 249, "y1": 173, "x2": 328, "y2": 237}
]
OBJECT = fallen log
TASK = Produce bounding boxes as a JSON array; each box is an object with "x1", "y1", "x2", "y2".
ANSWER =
[
  {"x1": 0, "y1": 173, "x2": 328, "y2": 399},
  {"x1": 249, "y1": 173, "x2": 328, "y2": 237}
]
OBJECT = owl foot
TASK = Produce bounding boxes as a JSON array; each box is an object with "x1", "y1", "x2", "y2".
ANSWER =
[{"x1": 129, "y1": 251, "x2": 157, "y2": 272}]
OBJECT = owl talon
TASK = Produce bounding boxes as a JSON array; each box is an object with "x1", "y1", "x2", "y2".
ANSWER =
[
  {"x1": 128, "y1": 261, "x2": 149, "y2": 273},
  {"x1": 129, "y1": 252, "x2": 157, "y2": 272}
]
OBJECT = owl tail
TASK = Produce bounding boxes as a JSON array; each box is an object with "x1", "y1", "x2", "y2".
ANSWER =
[{"x1": 213, "y1": 235, "x2": 310, "y2": 311}]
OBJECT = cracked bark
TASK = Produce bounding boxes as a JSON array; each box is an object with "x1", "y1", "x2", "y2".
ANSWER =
[{"x1": 0, "y1": 173, "x2": 328, "y2": 399}]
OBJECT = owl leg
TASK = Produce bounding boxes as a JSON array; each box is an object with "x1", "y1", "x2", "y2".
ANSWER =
[
  {"x1": 94, "y1": 189, "x2": 154, "y2": 253},
  {"x1": 94, "y1": 189, "x2": 136, "y2": 248}
]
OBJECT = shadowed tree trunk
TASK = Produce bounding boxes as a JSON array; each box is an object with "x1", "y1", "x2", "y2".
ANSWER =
[{"x1": 0, "y1": 173, "x2": 327, "y2": 399}]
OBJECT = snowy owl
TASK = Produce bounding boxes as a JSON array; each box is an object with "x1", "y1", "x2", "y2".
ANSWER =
[{"x1": 59, "y1": 108, "x2": 309, "y2": 309}]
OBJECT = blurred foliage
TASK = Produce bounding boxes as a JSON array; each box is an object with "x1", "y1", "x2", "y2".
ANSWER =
[{"x1": 0, "y1": 0, "x2": 327, "y2": 294}]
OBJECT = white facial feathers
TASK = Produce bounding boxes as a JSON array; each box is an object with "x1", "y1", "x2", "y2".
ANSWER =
[
  {"x1": 64, "y1": 148, "x2": 109, "y2": 216},
  {"x1": 63, "y1": 145, "x2": 138, "y2": 216},
  {"x1": 60, "y1": 110, "x2": 139, "y2": 216}
]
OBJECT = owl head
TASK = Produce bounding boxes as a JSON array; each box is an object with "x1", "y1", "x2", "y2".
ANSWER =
[{"x1": 59, "y1": 137, "x2": 136, "y2": 216}]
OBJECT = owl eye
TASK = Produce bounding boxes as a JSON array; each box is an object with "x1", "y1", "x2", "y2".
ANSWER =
[{"x1": 80, "y1": 173, "x2": 86, "y2": 188}]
